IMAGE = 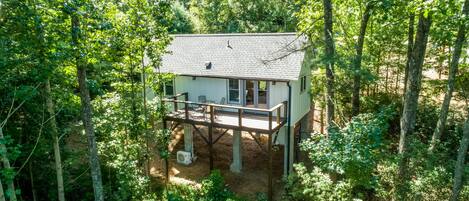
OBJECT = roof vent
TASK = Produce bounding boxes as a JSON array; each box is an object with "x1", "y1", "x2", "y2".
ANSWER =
[{"x1": 205, "y1": 61, "x2": 212, "y2": 69}]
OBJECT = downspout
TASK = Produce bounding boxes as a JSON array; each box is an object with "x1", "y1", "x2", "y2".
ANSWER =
[{"x1": 286, "y1": 81, "x2": 292, "y2": 175}]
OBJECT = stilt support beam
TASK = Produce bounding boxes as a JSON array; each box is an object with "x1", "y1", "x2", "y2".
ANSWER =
[
  {"x1": 230, "y1": 130, "x2": 243, "y2": 173},
  {"x1": 268, "y1": 130, "x2": 274, "y2": 201}
]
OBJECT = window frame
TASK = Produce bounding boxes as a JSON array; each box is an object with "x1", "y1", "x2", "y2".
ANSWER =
[
  {"x1": 228, "y1": 79, "x2": 241, "y2": 104},
  {"x1": 164, "y1": 79, "x2": 174, "y2": 96},
  {"x1": 300, "y1": 76, "x2": 307, "y2": 93}
]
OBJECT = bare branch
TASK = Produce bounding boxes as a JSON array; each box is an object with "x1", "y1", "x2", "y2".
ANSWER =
[
  {"x1": 261, "y1": 43, "x2": 312, "y2": 65},
  {"x1": 16, "y1": 105, "x2": 63, "y2": 174},
  {"x1": 1, "y1": 83, "x2": 42, "y2": 128}
]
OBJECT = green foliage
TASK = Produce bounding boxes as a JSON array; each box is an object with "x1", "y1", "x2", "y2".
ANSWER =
[
  {"x1": 167, "y1": 184, "x2": 199, "y2": 201},
  {"x1": 169, "y1": 1, "x2": 194, "y2": 33},
  {"x1": 93, "y1": 93, "x2": 151, "y2": 200},
  {"x1": 287, "y1": 107, "x2": 395, "y2": 200},
  {"x1": 188, "y1": 0, "x2": 298, "y2": 33},
  {"x1": 302, "y1": 107, "x2": 395, "y2": 188},
  {"x1": 199, "y1": 170, "x2": 238, "y2": 201},
  {"x1": 163, "y1": 170, "x2": 245, "y2": 201},
  {"x1": 284, "y1": 165, "x2": 354, "y2": 201},
  {"x1": 0, "y1": 134, "x2": 21, "y2": 197},
  {"x1": 375, "y1": 138, "x2": 469, "y2": 201}
]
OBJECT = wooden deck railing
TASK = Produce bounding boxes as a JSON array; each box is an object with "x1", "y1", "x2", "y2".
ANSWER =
[{"x1": 163, "y1": 92, "x2": 288, "y2": 132}]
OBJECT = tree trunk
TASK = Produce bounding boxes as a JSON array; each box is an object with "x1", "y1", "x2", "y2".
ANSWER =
[
  {"x1": 395, "y1": 67, "x2": 400, "y2": 94},
  {"x1": 130, "y1": 59, "x2": 138, "y2": 138},
  {"x1": 28, "y1": 161, "x2": 37, "y2": 201},
  {"x1": 351, "y1": 3, "x2": 372, "y2": 116},
  {"x1": 397, "y1": 10, "x2": 432, "y2": 199},
  {"x1": 141, "y1": 50, "x2": 151, "y2": 178},
  {"x1": 323, "y1": 0, "x2": 335, "y2": 127},
  {"x1": 403, "y1": 14, "x2": 415, "y2": 96},
  {"x1": 71, "y1": 14, "x2": 104, "y2": 201},
  {"x1": 450, "y1": 111, "x2": 469, "y2": 201},
  {"x1": 0, "y1": 128, "x2": 17, "y2": 201},
  {"x1": 45, "y1": 80, "x2": 66, "y2": 201},
  {"x1": 374, "y1": 51, "x2": 381, "y2": 94},
  {"x1": 30, "y1": 1, "x2": 66, "y2": 199},
  {"x1": 0, "y1": 176, "x2": 4, "y2": 201},
  {"x1": 429, "y1": 0, "x2": 468, "y2": 152}
]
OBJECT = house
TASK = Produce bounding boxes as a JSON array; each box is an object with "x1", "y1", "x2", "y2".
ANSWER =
[{"x1": 158, "y1": 33, "x2": 310, "y2": 200}]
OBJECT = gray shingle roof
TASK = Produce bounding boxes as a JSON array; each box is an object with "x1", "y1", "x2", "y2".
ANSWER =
[{"x1": 159, "y1": 33, "x2": 306, "y2": 81}]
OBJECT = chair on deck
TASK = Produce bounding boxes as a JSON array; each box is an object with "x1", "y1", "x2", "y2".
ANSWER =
[
  {"x1": 198, "y1": 95, "x2": 207, "y2": 103},
  {"x1": 193, "y1": 95, "x2": 207, "y2": 119},
  {"x1": 214, "y1": 97, "x2": 226, "y2": 119},
  {"x1": 219, "y1": 97, "x2": 226, "y2": 105}
]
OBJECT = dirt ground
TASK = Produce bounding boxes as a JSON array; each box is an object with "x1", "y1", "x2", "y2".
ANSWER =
[{"x1": 151, "y1": 125, "x2": 285, "y2": 201}]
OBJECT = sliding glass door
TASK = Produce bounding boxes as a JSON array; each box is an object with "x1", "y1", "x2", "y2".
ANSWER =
[
  {"x1": 245, "y1": 80, "x2": 255, "y2": 107},
  {"x1": 244, "y1": 80, "x2": 268, "y2": 109},
  {"x1": 257, "y1": 81, "x2": 267, "y2": 108}
]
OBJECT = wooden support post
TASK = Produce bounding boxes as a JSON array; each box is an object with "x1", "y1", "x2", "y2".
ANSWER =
[
  {"x1": 268, "y1": 111, "x2": 272, "y2": 131},
  {"x1": 276, "y1": 107, "x2": 281, "y2": 125},
  {"x1": 210, "y1": 105, "x2": 214, "y2": 124},
  {"x1": 209, "y1": 126, "x2": 213, "y2": 171},
  {"x1": 238, "y1": 109, "x2": 243, "y2": 128},
  {"x1": 268, "y1": 131, "x2": 273, "y2": 201},
  {"x1": 173, "y1": 96, "x2": 178, "y2": 112},
  {"x1": 163, "y1": 120, "x2": 169, "y2": 183},
  {"x1": 184, "y1": 102, "x2": 189, "y2": 120},
  {"x1": 209, "y1": 105, "x2": 214, "y2": 171},
  {"x1": 268, "y1": 110, "x2": 273, "y2": 201},
  {"x1": 283, "y1": 101, "x2": 288, "y2": 123}
]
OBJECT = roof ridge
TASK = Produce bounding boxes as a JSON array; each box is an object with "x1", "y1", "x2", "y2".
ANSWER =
[{"x1": 172, "y1": 32, "x2": 298, "y2": 37}]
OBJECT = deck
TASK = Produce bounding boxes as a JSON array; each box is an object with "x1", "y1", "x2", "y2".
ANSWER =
[
  {"x1": 163, "y1": 93, "x2": 288, "y2": 134},
  {"x1": 166, "y1": 110, "x2": 284, "y2": 133}
]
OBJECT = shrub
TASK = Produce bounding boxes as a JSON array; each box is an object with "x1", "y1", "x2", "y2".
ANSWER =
[
  {"x1": 286, "y1": 107, "x2": 395, "y2": 200},
  {"x1": 301, "y1": 107, "x2": 394, "y2": 188},
  {"x1": 163, "y1": 170, "x2": 245, "y2": 201},
  {"x1": 200, "y1": 170, "x2": 239, "y2": 201},
  {"x1": 284, "y1": 165, "x2": 354, "y2": 201}
]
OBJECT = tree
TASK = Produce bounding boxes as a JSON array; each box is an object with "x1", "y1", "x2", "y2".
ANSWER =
[
  {"x1": 323, "y1": 0, "x2": 335, "y2": 127},
  {"x1": 397, "y1": 3, "x2": 432, "y2": 198},
  {"x1": 351, "y1": 2, "x2": 373, "y2": 116},
  {"x1": 403, "y1": 13, "x2": 415, "y2": 96},
  {"x1": 188, "y1": 0, "x2": 298, "y2": 33},
  {"x1": 45, "y1": 81, "x2": 66, "y2": 201},
  {"x1": 0, "y1": 128, "x2": 17, "y2": 201},
  {"x1": 30, "y1": 0, "x2": 66, "y2": 199},
  {"x1": 169, "y1": 1, "x2": 194, "y2": 33},
  {"x1": 0, "y1": 174, "x2": 4, "y2": 201},
  {"x1": 450, "y1": 111, "x2": 469, "y2": 201},
  {"x1": 69, "y1": 7, "x2": 104, "y2": 201},
  {"x1": 429, "y1": 0, "x2": 468, "y2": 152}
]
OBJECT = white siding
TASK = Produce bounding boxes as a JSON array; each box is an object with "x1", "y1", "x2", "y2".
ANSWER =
[
  {"x1": 174, "y1": 76, "x2": 228, "y2": 104},
  {"x1": 291, "y1": 79, "x2": 311, "y2": 124},
  {"x1": 269, "y1": 82, "x2": 289, "y2": 111},
  {"x1": 272, "y1": 65, "x2": 311, "y2": 146}
]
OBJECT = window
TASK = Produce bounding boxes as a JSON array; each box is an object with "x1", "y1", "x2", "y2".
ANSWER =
[
  {"x1": 228, "y1": 79, "x2": 240, "y2": 103},
  {"x1": 300, "y1": 76, "x2": 307, "y2": 93},
  {"x1": 164, "y1": 80, "x2": 174, "y2": 96}
]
